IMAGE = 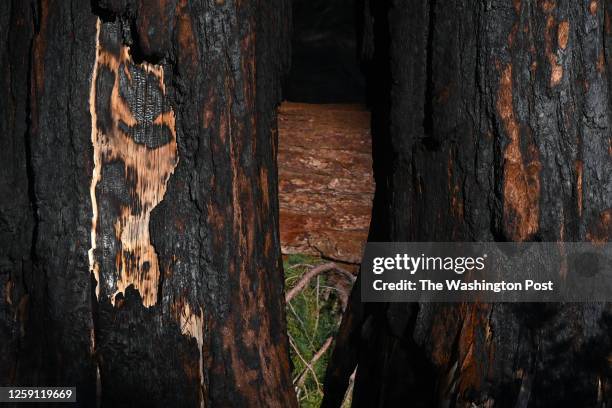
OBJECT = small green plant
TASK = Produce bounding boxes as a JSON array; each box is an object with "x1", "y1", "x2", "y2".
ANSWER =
[{"x1": 284, "y1": 254, "x2": 348, "y2": 407}]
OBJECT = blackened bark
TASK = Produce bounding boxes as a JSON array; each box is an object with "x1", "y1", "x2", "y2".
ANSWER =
[
  {"x1": 0, "y1": 0, "x2": 37, "y2": 386},
  {"x1": 325, "y1": 1, "x2": 611, "y2": 407},
  {"x1": 0, "y1": 1, "x2": 296, "y2": 407}
]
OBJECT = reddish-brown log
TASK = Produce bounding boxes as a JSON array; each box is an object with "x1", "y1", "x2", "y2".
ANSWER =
[{"x1": 278, "y1": 103, "x2": 374, "y2": 264}]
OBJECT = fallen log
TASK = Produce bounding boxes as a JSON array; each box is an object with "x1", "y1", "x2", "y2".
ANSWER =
[{"x1": 278, "y1": 103, "x2": 374, "y2": 264}]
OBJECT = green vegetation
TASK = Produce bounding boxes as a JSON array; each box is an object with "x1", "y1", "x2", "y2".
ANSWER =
[{"x1": 284, "y1": 254, "x2": 348, "y2": 407}]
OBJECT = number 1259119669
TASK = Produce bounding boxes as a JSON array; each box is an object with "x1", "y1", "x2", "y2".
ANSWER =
[{"x1": 2, "y1": 387, "x2": 75, "y2": 402}]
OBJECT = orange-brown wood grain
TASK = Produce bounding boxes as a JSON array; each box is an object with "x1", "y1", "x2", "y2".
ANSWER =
[{"x1": 277, "y1": 103, "x2": 374, "y2": 264}]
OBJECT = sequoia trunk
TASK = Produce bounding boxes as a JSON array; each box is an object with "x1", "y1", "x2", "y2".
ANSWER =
[
  {"x1": 324, "y1": 0, "x2": 611, "y2": 407},
  {"x1": 0, "y1": 1, "x2": 296, "y2": 407}
]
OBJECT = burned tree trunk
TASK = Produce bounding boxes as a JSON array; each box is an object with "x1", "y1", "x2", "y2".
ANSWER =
[
  {"x1": 0, "y1": 1, "x2": 296, "y2": 407},
  {"x1": 324, "y1": 0, "x2": 611, "y2": 407}
]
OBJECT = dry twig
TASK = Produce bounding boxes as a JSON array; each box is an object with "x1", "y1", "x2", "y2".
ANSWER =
[
  {"x1": 294, "y1": 336, "x2": 335, "y2": 388},
  {"x1": 289, "y1": 334, "x2": 322, "y2": 392},
  {"x1": 286, "y1": 262, "x2": 355, "y2": 303}
]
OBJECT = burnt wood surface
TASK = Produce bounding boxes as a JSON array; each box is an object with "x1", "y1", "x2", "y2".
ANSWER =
[
  {"x1": 278, "y1": 102, "x2": 374, "y2": 265},
  {"x1": 324, "y1": 1, "x2": 611, "y2": 407},
  {"x1": 0, "y1": 1, "x2": 296, "y2": 407}
]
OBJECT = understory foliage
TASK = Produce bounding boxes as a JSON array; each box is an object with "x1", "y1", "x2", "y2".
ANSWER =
[{"x1": 283, "y1": 254, "x2": 350, "y2": 407}]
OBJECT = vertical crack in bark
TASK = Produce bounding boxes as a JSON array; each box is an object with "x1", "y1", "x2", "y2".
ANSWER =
[
  {"x1": 88, "y1": 19, "x2": 179, "y2": 307},
  {"x1": 575, "y1": 159, "x2": 583, "y2": 217},
  {"x1": 424, "y1": 0, "x2": 435, "y2": 140}
]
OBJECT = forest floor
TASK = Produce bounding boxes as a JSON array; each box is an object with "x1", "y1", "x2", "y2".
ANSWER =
[
  {"x1": 283, "y1": 254, "x2": 355, "y2": 407},
  {"x1": 278, "y1": 103, "x2": 370, "y2": 406}
]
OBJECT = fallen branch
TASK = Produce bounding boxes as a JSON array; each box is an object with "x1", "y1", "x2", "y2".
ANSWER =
[
  {"x1": 295, "y1": 336, "x2": 335, "y2": 388},
  {"x1": 289, "y1": 334, "x2": 322, "y2": 392},
  {"x1": 287, "y1": 263, "x2": 315, "y2": 270},
  {"x1": 341, "y1": 368, "x2": 357, "y2": 407},
  {"x1": 285, "y1": 262, "x2": 355, "y2": 303}
]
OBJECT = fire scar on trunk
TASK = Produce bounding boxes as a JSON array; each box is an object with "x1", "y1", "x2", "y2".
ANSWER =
[
  {"x1": 497, "y1": 64, "x2": 541, "y2": 241},
  {"x1": 88, "y1": 19, "x2": 178, "y2": 307}
]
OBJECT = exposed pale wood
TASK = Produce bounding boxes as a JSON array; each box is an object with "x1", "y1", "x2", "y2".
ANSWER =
[{"x1": 89, "y1": 20, "x2": 179, "y2": 307}]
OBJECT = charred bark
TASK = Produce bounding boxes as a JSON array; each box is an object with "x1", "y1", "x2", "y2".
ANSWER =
[
  {"x1": 325, "y1": 0, "x2": 611, "y2": 407},
  {"x1": 0, "y1": 1, "x2": 295, "y2": 407}
]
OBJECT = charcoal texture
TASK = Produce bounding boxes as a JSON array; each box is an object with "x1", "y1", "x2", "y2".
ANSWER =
[
  {"x1": 0, "y1": 1, "x2": 295, "y2": 407},
  {"x1": 324, "y1": 1, "x2": 611, "y2": 407}
]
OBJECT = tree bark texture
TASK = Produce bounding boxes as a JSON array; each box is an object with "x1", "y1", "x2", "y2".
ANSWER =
[
  {"x1": 0, "y1": 1, "x2": 296, "y2": 407},
  {"x1": 278, "y1": 102, "x2": 374, "y2": 265},
  {"x1": 324, "y1": 1, "x2": 611, "y2": 407}
]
